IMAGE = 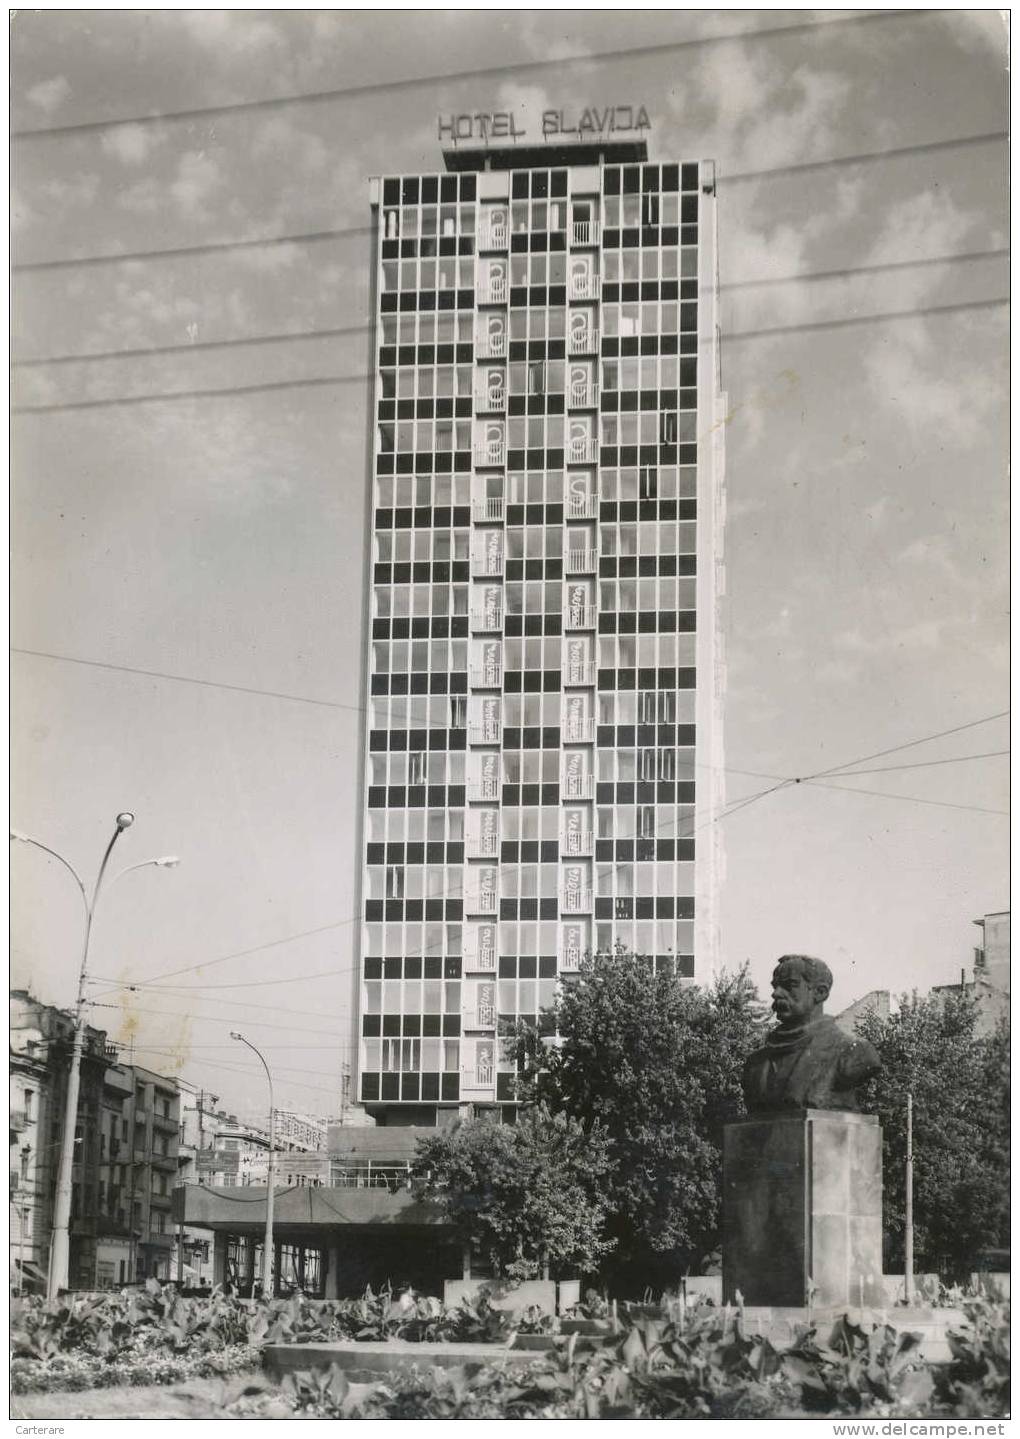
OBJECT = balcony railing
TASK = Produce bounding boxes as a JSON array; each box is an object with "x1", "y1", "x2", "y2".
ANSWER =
[
  {"x1": 565, "y1": 604, "x2": 597, "y2": 630},
  {"x1": 474, "y1": 440, "x2": 506, "y2": 467},
  {"x1": 567, "y1": 328, "x2": 599, "y2": 356},
  {"x1": 561, "y1": 830, "x2": 594, "y2": 856},
  {"x1": 562, "y1": 774, "x2": 595, "y2": 800},
  {"x1": 470, "y1": 607, "x2": 503, "y2": 632},
  {"x1": 471, "y1": 551, "x2": 504, "y2": 578},
  {"x1": 470, "y1": 666, "x2": 503, "y2": 690},
  {"x1": 572, "y1": 220, "x2": 600, "y2": 247},
  {"x1": 152, "y1": 1113, "x2": 177, "y2": 1131},
  {"x1": 568, "y1": 381, "x2": 598, "y2": 409},
  {"x1": 561, "y1": 888, "x2": 594, "y2": 914},
  {"x1": 467, "y1": 777, "x2": 500, "y2": 802},
  {"x1": 475, "y1": 1001, "x2": 496, "y2": 1028},
  {"x1": 563, "y1": 661, "x2": 597, "y2": 687},
  {"x1": 567, "y1": 436, "x2": 598, "y2": 464},
  {"x1": 477, "y1": 278, "x2": 508, "y2": 305},
  {"x1": 478, "y1": 222, "x2": 508, "y2": 251},
  {"x1": 568, "y1": 273, "x2": 599, "y2": 301},
  {"x1": 469, "y1": 724, "x2": 501, "y2": 745},
  {"x1": 472, "y1": 496, "x2": 505, "y2": 523},
  {"x1": 475, "y1": 386, "x2": 506, "y2": 413},
  {"x1": 466, "y1": 889, "x2": 498, "y2": 915},
  {"x1": 467, "y1": 835, "x2": 499, "y2": 859},
  {"x1": 565, "y1": 549, "x2": 597, "y2": 574},
  {"x1": 475, "y1": 1061, "x2": 495, "y2": 1085},
  {"x1": 476, "y1": 331, "x2": 507, "y2": 359},
  {"x1": 463, "y1": 942, "x2": 497, "y2": 969},
  {"x1": 565, "y1": 494, "x2": 597, "y2": 520},
  {"x1": 562, "y1": 718, "x2": 596, "y2": 743}
]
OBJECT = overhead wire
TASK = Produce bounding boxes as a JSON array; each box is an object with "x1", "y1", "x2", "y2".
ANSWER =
[{"x1": 802, "y1": 780, "x2": 1008, "y2": 817}]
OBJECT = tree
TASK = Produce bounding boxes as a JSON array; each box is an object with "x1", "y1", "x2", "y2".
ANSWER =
[
  {"x1": 414, "y1": 1105, "x2": 614, "y2": 1282},
  {"x1": 510, "y1": 951, "x2": 768, "y2": 1288},
  {"x1": 855, "y1": 992, "x2": 1009, "y2": 1280}
]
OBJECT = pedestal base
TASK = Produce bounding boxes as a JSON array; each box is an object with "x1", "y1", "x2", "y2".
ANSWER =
[{"x1": 723, "y1": 1110, "x2": 884, "y2": 1308}]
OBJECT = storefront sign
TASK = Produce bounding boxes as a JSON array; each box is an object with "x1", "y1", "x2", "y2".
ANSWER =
[{"x1": 438, "y1": 106, "x2": 651, "y2": 145}]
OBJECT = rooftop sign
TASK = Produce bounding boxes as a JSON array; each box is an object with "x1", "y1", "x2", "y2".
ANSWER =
[{"x1": 439, "y1": 105, "x2": 651, "y2": 147}]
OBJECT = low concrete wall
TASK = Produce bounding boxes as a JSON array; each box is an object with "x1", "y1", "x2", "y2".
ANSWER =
[
  {"x1": 264, "y1": 1340, "x2": 534, "y2": 1381},
  {"x1": 444, "y1": 1278, "x2": 557, "y2": 1316},
  {"x1": 684, "y1": 1276, "x2": 722, "y2": 1304}
]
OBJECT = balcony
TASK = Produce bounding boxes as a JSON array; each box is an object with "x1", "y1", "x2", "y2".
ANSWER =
[
  {"x1": 149, "y1": 1189, "x2": 174, "y2": 1206},
  {"x1": 565, "y1": 493, "x2": 597, "y2": 520},
  {"x1": 151, "y1": 1152, "x2": 178, "y2": 1170},
  {"x1": 563, "y1": 661, "x2": 597, "y2": 687},
  {"x1": 477, "y1": 278, "x2": 508, "y2": 305},
  {"x1": 562, "y1": 717, "x2": 596, "y2": 743},
  {"x1": 569, "y1": 273, "x2": 599, "y2": 301},
  {"x1": 561, "y1": 829, "x2": 594, "y2": 856},
  {"x1": 474, "y1": 1001, "x2": 496, "y2": 1029},
  {"x1": 565, "y1": 604, "x2": 597, "y2": 631},
  {"x1": 463, "y1": 941, "x2": 497, "y2": 969},
  {"x1": 469, "y1": 724, "x2": 501, "y2": 745},
  {"x1": 475, "y1": 386, "x2": 506, "y2": 413},
  {"x1": 567, "y1": 436, "x2": 598, "y2": 465},
  {"x1": 572, "y1": 220, "x2": 600, "y2": 247},
  {"x1": 475, "y1": 1060, "x2": 495, "y2": 1086},
  {"x1": 471, "y1": 551, "x2": 503, "y2": 578},
  {"x1": 470, "y1": 665, "x2": 503, "y2": 690},
  {"x1": 473, "y1": 440, "x2": 506, "y2": 468},
  {"x1": 152, "y1": 1112, "x2": 178, "y2": 1132},
  {"x1": 472, "y1": 496, "x2": 505, "y2": 523},
  {"x1": 470, "y1": 606, "x2": 503, "y2": 633},
  {"x1": 568, "y1": 381, "x2": 598, "y2": 410},
  {"x1": 467, "y1": 834, "x2": 499, "y2": 859},
  {"x1": 467, "y1": 777, "x2": 500, "y2": 802},
  {"x1": 478, "y1": 221, "x2": 508, "y2": 252},
  {"x1": 565, "y1": 549, "x2": 597, "y2": 575},
  {"x1": 9, "y1": 1110, "x2": 27, "y2": 1133},
  {"x1": 567, "y1": 328, "x2": 599, "y2": 356},
  {"x1": 465, "y1": 889, "x2": 498, "y2": 916},
  {"x1": 562, "y1": 774, "x2": 595, "y2": 801},
  {"x1": 561, "y1": 888, "x2": 594, "y2": 914},
  {"x1": 476, "y1": 330, "x2": 507, "y2": 359}
]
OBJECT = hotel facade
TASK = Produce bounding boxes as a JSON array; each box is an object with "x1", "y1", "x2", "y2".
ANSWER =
[{"x1": 358, "y1": 124, "x2": 725, "y2": 1123}]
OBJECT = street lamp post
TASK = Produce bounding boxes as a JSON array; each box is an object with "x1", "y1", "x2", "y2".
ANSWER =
[
  {"x1": 230, "y1": 1032, "x2": 276, "y2": 1300},
  {"x1": 11, "y1": 815, "x2": 179, "y2": 1298}
]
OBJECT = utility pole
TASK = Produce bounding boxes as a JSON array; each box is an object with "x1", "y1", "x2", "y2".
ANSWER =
[{"x1": 904, "y1": 1091, "x2": 914, "y2": 1305}]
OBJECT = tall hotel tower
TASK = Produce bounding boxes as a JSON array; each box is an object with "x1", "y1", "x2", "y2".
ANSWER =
[{"x1": 359, "y1": 120, "x2": 725, "y2": 1122}]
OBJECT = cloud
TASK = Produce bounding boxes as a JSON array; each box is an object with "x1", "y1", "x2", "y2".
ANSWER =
[
  {"x1": 101, "y1": 123, "x2": 162, "y2": 166},
  {"x1": 170, "y1": 151, "x2": 222, "y2": 216},
  {"x1": 863, "y1": 317, "x2": 1001, "y2": 446},
  {"x1": 26, "y1": 75, "x2": 71, "y2": 113}
]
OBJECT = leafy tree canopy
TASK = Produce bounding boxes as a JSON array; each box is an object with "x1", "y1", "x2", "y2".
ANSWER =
[
  {"x1": 415, "y1": 1105, "x2": 614, "y2": 1282},
  {"x1": 510, "y1": 951, "x2": 768, "y2": 1281},
  {"x1": 856, "y1": 991, "x2": 1009, "y2": 1280}
]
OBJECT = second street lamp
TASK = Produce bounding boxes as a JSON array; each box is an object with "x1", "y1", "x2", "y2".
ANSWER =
[
  {"x1": 230, "y1": 1031, "x2": 276, "y2": 1300},
  {"x1": 10, "y1": 814, "x2": 179, "y2": 1298}
]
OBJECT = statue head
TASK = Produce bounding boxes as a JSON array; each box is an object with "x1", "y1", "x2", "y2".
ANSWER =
[{"x1": 771, "y1": 954, "x2": 832, "y2": 1028}]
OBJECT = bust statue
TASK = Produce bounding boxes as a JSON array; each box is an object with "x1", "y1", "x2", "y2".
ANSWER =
[{"x1": 742, "y1": 955, "x2": 881, "y2": 1115}]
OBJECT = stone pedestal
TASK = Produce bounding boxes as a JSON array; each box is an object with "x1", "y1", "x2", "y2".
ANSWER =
[{"x1": 723, "y1": 1110, "x2": 884, "y2": 1308}]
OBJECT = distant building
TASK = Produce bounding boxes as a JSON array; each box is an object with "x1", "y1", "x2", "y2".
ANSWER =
[
  {"x1": 834, "y1": 990, "x2": 891, "y2": 1038},
  {"x1": 270, "y1": 1110, "x2": 329, "y2": 1152},
  {"x1": 932, "y1": 909, "x2": 1010, "y2": 1037}
]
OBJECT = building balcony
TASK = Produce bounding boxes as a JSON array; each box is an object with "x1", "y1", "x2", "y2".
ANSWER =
[
  {"x1": 462, "y1": 941, "x2": 497, "y2": 969},
  {"x1": 470, "y1": 606, "x2": 503, "y2": 633},
  {"x1": 477, "y1": 222, "x2": 508, "y2": 252},
  {"x1": 565, "y1": 493, "x2": 597, "y2": 520},
  {"x1": 465, "y1": 889, "x2": 498, "y2": 916},
  {"x1": 475, "y1": 386, "x2": 506, "y2": 413},
  {"x1": 470, "y1": 552, "x2": 504, "y2": 578},
  {"x1": 476, "y1": 331, "x2": 507, "y2": 359},
  {"x1": 567, "y1": 328, "x2": 599, "y2": 356},
  {"x1": 477, "y1": 279, "x2": 508, "y2": 305},
  {"x1": 565, "y1": 604, "x2": 597, "y2": 631},
  {"x1": 467, "y1": 778, "x2": 500, "y2": 802},
  {"x1": 9, "y1": 1110, "x2": 27, "y2": 1133},
  {"x1": 561, "y1": 829, "x2": 594, "y2": 856},
  {"x1": 149, "y1": 1190, "x2": 174, "y2": 1206},
  {"x1": 568, "y1": 273, "x2": 600, "y2": 301},
  {"x1": 472, "y1": 496, "x2": 505, "y2": 523},
  {"x1": 561, "y1": 888, "x2": 594, "y2": 914},
  {"x1": 567, "y1": 436, "x2": 598, "y2": 464},
  {"x1": 562, "y1": 718, "x2": 596, "y2": 743},
  {"x1": 467, "y1": 834, "x2": 499, "y2": 859},
  {"x1": 565, "y1": 549, "x2": 597, "y2": 575},
  {"x1": 152, "y1": 1113, "x2": 178, "y2": 1132},
  {"x1": 473, "y1": 440, "x2": 506, "y2": 468},
  {"x1": 568, "y1": 381, "x2": 598, "y2": 409},
  {"x1": 473, "y1": 1002, "x2": 497, "y2": 1029},
  {"x1": 561, "y1": 774, "x2": 595, "y2": 801},
  {"x1": 470, "y1": 665, "x2": 503, "y2": 690},
  {"x1": 563, "y1": 661, "x2": 597, "y2": 687},
  {"x1": 151, "y1": 1153, "x2": 178, "y2": 1170},
  {"x1": 571, "y1": 220, "x2": 600, "y2": 247},
  {"x1": 469, "y1": 723, "x2": 501, "y2": 745}
]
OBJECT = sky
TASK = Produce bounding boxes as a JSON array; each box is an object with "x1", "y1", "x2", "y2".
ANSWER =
[{"x1": 10, "y1": 8, "x2": 1009, "y2": 1122}]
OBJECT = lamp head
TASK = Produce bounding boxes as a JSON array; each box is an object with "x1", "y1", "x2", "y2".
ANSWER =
[
  {"x1": 9, "y1": 830, "x2": 29, "y2": 844},
  {"x1": 229, "y1": 1031, "x2": 243, "y2": 1041},
  {"x1": 154, "y1": 856, "x2": 180, "y2": 868},
  {"x1": 115, "y1": 813, "x2": 135, "y2": 831}
]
